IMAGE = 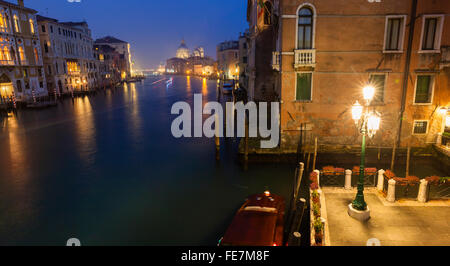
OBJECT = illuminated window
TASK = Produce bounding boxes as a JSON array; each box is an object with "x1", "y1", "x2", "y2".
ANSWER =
[
  {"x1": 413, "y1": 121, "x2": 428, "y2": 135},
  {"x1": 414, "y1": 75, "x2": 434, "y2": 104},
  {"x1": 0, "y1": 13, "x2": 7, "y2": 31},
  {"x1": 3, "y1": 47, "x2": 11, "y2": 62},
  {"x1": 29, "y1": 19, "x2": 35, "y2": 34},
  {"x1": 18, "y1": 46, "x2": 26, "y2": 63},
  {"x1": 264, "y1": 1, "x2": 273, "y2": 25},
  {"x1": 34, "y1": 47, "x2": 39, "y2": 64},
  {"x1": 13, "y1": 15, "x2": 20, "y2": 32}
]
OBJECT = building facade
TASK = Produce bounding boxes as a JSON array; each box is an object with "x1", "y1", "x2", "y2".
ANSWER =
[
  {"x1": 217, "y1": 40, "x2": 239, "y2": 80},
  {"x1": 94, "y1": 44, "x2": 121, "y2": 87},
  {"x1": 95, "y1": 36, "x2": 133, "y2": 79},
  {"x1": 246, "y1": 0, "x2": 279, "y2": 102},
  {"x1": 238, "y1": 30, "x2": 250, "y2": 92},
  {"x1": 37, "y1": 15, "x2": 99, "y2": 95},
  {"x1": 270, "y1": 0, "x2": 450, "y2": 151},
  {"x1": 0, "y1": 0, "x2": 47, "y2": 103}
]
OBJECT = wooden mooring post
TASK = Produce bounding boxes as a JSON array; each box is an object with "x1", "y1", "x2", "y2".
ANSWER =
[
  {"x1": 391, "y1": 142, "x2": 397, "y2": 171},
  {"x1": 406, "y1": 144, "x2": 411, "y2": 178},
  {"x1": 312, "y1": 137, "x2": 318, "y2": 171},
  {"x1": 287, "y1": 198, "x2": 306, "y2": 246}
]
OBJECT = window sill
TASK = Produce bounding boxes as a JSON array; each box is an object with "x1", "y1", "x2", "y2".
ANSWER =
[
  {"x1": 383, "y1": 50, "x2": 404, "y2": 54},
  {"x1": 418, "y1": 50, "x2": 440, "y2": 54},
  {"x1": 412, "y1": 103, "x2": 432, "y2": 106},
  {"x1": 293, "y1": 100, "x2": 312, "y2": 103}
]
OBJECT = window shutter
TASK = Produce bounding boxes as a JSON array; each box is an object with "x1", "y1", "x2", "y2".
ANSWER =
[{"x1": 296, "y1": 73, "x2": 312, "y2": 101}]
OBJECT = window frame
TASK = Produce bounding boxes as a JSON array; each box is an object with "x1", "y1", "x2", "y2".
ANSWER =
[
  {"x1": 263, "y1": 1, "x2": 273, "y2": 26},
  {"x1": 413, "y1": 74, "x2": 435, "y2": 105},
  {"x1": 295, "y1": 3, "x2": 316, "y2": 50},
  {"x1": 383, "y1": 15, "x2": 407, "y2": 53},
  {"x1": 419, "y1": 14, "x2": 444, "y2": 53},
  {"x1": 412, "y1": 120, "x2": 429, "y2": 135},
  {"x1": 294, "y1": 71, "x2": 313, "y2": 102}
]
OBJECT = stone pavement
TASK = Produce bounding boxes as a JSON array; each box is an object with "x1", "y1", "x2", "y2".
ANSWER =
[{"x1": 322, "y1": 187, "x2": 450, "y2": 246}]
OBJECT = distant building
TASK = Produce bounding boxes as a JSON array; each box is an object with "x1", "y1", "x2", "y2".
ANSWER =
[
  {"x1": 217, "y1": 40, "x2": 239, "y2": 80},
  {"x1": 94, "y1": 44, "x2": 121, "y2": 87},
  {"x1": 37, "y1": 15, "x2": 99, "y2": 95},
  {"x1": 176, "y1": 39, "x2": 189, "y2": 59},
  {"x1": 238, "y1": 31, "x2": 250, "y2": 91},
  {"x1": 0, "y1": 0, "x2": 47, "y2": 103},
  {"x1": 95, "y1": 36, "x2": 132, "y2": 79},
  {"x1": 167, "y1": 40, "x2": 215, "y2": 75}
]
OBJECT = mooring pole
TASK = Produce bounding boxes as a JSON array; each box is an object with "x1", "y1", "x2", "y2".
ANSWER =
[
  {"x1": 312, "y1": 137, "x2": 318, "y2": 171},
  {"x1": 287, "y1": 198, "x2": 306, "y2": 246},
  {"x1": 215, "y1": 113, "x2": 220, "y2": 161},
  {"x1": 244, "y1": 116, "x2": 249, "y2": 162},
  {"x1": 406, "y1": 144, "x2": 411, "y2": 178},
  {"x1": 391, "y1": 142, "x2": 397, "y2": 171}
]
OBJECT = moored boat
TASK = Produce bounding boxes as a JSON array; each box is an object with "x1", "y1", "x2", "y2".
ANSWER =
[{"x1": 220, "y1": 191, "x2": 285, "y2": 246}]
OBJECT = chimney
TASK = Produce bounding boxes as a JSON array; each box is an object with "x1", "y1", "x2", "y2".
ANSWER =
[{"x1": 18, "y1": 0, "x2": 24, "y2": 7}]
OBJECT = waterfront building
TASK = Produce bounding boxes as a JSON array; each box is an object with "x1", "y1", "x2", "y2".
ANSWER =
[
  {"x1": 260, "y1": 0, "x2": 450, "y2": 151},
  {"x1": 238, "y1": 30, "x2": 250, "y2": 91},
  {"x1": 0, "y1": 0, "x2": 47, "y2": 103},
  {"x1": 95, "y1": 36, "x2": 133, "y2": 79},
  {"x1": 37, "y1": 15, "x2": 99, "y2": 95},
  {"x1": 246, "y1": 0, "x2": 278, "y2": 101},
  {"x1": 217, "y1": 40, "x2": 239, "y2": 80},
  {"x1": 94, "y1": 44, "x2": 121, "y2": 87},
  {"x1": 167, "y1": 40, "x2": 216, "y2": 76}
]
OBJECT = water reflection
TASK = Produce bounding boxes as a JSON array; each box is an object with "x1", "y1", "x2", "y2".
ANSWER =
[
  {"x1": 73, "y1": 96, "x2": 97, "y2": 167},
  {"x1": 202, "y1": 77, "x2": 208, "y2": 96},
  {"x1": 128, "y1": 83, "x2": 143, "y2": 146},
  {"x1": 186, "y1": 76, "x2": 191, "y2": 94}
]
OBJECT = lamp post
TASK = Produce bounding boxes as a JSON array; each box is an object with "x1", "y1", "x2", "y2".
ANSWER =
[{"x1": 349, "y1": 85, "x2": 381, "y2": 219}]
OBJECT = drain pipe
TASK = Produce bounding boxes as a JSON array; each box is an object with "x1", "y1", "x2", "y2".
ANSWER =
[{"x1": 397, "y1": 0, "x2": 418, "y2": 148}]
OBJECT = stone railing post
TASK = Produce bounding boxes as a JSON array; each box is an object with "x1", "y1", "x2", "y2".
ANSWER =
[
  {"x1": 387, "y1": 179, "x2": 396, "y2": 203},
  {"x1": 314, "y1": 170, "x2": 321, "y2": 187},
  {"x1": 345, "y1": 170, "x2": 352, "y2": 190},
  {"x1": 377, "y1": 169, "x2": 385, "y2": 191},
  {"x1": 417, "y1": 179, "x2": 429, "y2": 203}
]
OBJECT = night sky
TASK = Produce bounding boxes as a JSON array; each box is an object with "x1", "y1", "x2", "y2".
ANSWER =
[{"x1": 24, "y1": 0, "x2": 248, "y2": 69}]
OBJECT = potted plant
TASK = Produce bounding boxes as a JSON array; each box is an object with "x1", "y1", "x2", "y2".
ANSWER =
[
  {"x1": 313, "y1": 218, "x2": 324, "y2": 246},
  {"x1": 312, "y1": 203, "x2": 321, "y2": 218}
]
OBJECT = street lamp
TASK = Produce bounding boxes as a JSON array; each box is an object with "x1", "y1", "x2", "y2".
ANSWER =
[{"x1": 349, "y1": 85, "x2": 381, "y2": 216}]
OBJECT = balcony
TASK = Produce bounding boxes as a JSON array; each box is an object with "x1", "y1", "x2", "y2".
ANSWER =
[
  {"x1": 294, "y1": 49, "x2": 316, "y2": 68},
  {"x1": 440, "y1": 46, "x2": 450, "y2": 69},
  {"x1": 272, "y1": 51, "x2": 280, "y2": 71}
]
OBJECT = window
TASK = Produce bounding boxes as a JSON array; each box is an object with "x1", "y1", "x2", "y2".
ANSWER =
[
  {"x1": 16, "y1": 80, "x2": 22, "y2": 92},
  {"x1": 34, "y1": 47, "x2": 39, "y2": 64},
  {"x1": 384, "y1": 16, "x2": 405, "y2": 51},
  {"x1": 0, "y1": 13, "x2": 8, "y2": 32},
  {"x1": 298, "y1": 7, "x2": 313, "y2": 49},
  {"x1": 369, "y1": 74, "x2": 386, "y2": 103},
  {"x1": 263, "y1": 1, "x2": 272, "y2": 25},
  {"x1": 41, "y1": 25, "x2": 46, "y2": 33},
  {"x1": 296, "y1": 73, "x2": 312, "y2": 101},
  {"x1": 48, "y1": 65, "x2": 52, "y2": 75},
  {"x1": 414, "y1": 75, "x2": 434, "y2": 104},
  {"x1": 58, "y1": 28, "x2": 61, "y2": 35},
  {"x1": 413, "y1": 121, "x2": 428, "y2": 134},
  {"x1": 13, "y1": 15, "x2": 20, "y2": 32},
  {"x1": 29, "y1": 19, "x2": 35, "y2": 34},
  {"x1": 421, "y1": 15, "x2": 444, "y2": 51},
  {"x1": 23, "y1": 69, "x2": 28, "y2": 78},
  {"x1": 44, "y1": 42, "x2": 49, "y2": 53},
  {"x1": 50, "y1": 26, "x2": 53, "y2": 33},
  {"x1": 18, "y1": 46, "x2": 26, "y2": 63},
  {"x1": 3, "y1": 47, "x2": 11, "y2": 62},
  {"x1": 38, "y1": 68, "x2": 42, "y2": 77}
]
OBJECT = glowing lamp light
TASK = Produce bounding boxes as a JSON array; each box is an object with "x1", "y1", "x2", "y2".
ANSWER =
[
  {"x1": 352, "y1": 101, "x2": 363, "y2": 122},
  {"x1": 264, "y1": 191, "x2": 271, "y2": 197},
  {"x1": 439, "y1": 107, "x2": 448, "y2": 115},
  {"x1": 367, "y1": 113, "x2": 381, "y2": 138},
  {"x1": 363, "y1": 85, "x2": 375, "y2": 101},
  {"x1": 446, "y1": 115, "x2": 450, "y2": 128}
]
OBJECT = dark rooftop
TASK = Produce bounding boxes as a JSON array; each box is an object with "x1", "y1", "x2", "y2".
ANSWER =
[{"x1": 95, "y1": 36, "x2": 128, "y2": 44}]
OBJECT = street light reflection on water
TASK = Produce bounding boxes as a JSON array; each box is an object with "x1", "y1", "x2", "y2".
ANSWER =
[{"x1": 0, "y1": 76, "x2": 296, "y2": 245}]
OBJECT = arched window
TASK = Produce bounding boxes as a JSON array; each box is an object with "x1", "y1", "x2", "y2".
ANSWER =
[
  {"x1": 18, "y1": 46, "x2": 25, "y2": 63},
  {"x1": 4, "y1": 47, "x2": 11, "y2": 62},
  {"x1": 34, "y1": 47, "x2": 39, "y2": 64},
  {"x1": 13, "y1": 15, "x2": 20, "y2": 33},
  {"x1": 264, "y1": 1, "x2": 273, "y2": 25},
  {"x1": 0, "y1": 13, "x2": 6, "y2": 31},
  {"x1": 298, "y1": 7, "x2": 313, "y2": 49},
  {"x1": 29, "y1": 19, "x2": 35, "y2": 34}
]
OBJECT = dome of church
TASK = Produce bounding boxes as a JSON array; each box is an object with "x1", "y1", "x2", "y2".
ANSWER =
[{"x1": 176, "y1": 40, "x2": 190, "y2": 59}]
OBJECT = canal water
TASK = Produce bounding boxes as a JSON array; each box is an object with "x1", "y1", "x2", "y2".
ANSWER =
[{"x1": 0, "y1": 76, "x2": 301, "y2": 246}]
